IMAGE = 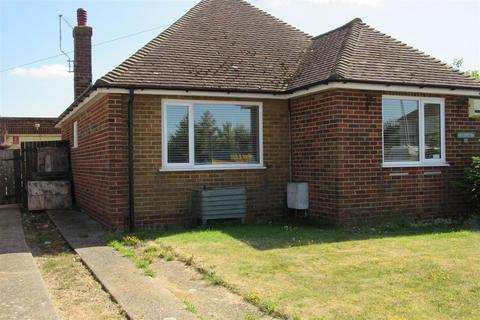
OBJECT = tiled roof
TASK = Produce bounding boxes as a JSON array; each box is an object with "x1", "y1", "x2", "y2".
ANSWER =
[
  {"x1": 59, "y1": 0, "x2": 480, "y2": 122},
  {"x1": 0, "y1": 117, "x2": 60, "y2": 135},
  {"x1": 288, "y1": 18, "x2": 480, "y2": 91},
  {"x1": 97, "y1": 0, "x2": 312, "y2": 92}
]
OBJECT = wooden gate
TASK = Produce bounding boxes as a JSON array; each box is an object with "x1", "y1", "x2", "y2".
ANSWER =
[
  {"x1": 0, "y1": 149, "x2": 21, "y2": 204},
  {"x1": 20, "y1": 140, "x2": 73, "y2": 208}
]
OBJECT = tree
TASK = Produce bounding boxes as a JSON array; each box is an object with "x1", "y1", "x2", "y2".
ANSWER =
[
  {"x1": 194, "y1": 111, "x2": 218, "y2": 163},
  {"x1": 452, "y1": 58, "x2": 480, "y2": 81},
  {"x1": 167, "y1": 114, "x2": 189, "y2": 163}
]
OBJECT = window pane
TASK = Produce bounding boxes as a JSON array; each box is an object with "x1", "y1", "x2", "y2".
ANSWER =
[
  {"x1": 166, "y1": 105, "x2": 189, "y2": 163},
  {"x1": 424, "y1": 103, "x2": 441, "y2": 159},
  {"x1": 383, "y1": 99, "x2": 419, "y2": 162},
  {"x1": 194, "y1": 104, "x2": 259, "y2": 165},
  {"x1": 73, "y1": 121, "x2": 78, "y2": 148}
]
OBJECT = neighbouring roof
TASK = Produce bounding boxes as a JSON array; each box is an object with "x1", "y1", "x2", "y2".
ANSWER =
[
  {"x1": 59, "y1": 0, "x2": 480, "y2": 122},
  {"x1": 0, "y1": 117, "x2": 61, "y2": 135}
]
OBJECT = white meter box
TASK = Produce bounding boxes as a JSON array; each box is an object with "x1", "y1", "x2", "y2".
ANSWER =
[
  {"x1": 469, "y1": 99, "x2": 480, "y2": 118},
  {"x1": 287, "y1": 182, "x2": 309, "y2": 210}
]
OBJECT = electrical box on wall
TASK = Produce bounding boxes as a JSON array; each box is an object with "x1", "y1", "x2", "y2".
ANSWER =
[{"x1": 469, "y1": 99, "x2": 480, "y2": 118}]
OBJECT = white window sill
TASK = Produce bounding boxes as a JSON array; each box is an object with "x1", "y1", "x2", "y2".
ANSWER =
[
  {"x1": 159, "y1": 165, "x2": 267, "y2": 172},
  {"x1": 382, "y1": 162, "x2": 450, "y2": 168}
]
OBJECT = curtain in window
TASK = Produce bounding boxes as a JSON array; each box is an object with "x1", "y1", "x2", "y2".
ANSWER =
[
  {"x1": 424, "y1": 103, "x2": 441, "y2": 159},
  {"x1": 193, "y1": 104, "x2": 259, "y2": 165},
  {"x1": 383, "y1": 99, "x2": 419, "y2": 162},
  {"x1": 166, "y1": 105, "x2": 189, "y2": 163}
]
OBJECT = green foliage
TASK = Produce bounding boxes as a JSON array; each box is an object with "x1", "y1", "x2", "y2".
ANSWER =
[
  {"x1": 183, "y1": 299, "x2": 198, "y2": 314},
  {"x1": 168, "y1": 113, "x2": 189, "y2": 161},
  {"x1": 122, "y1": 235, "x2": 141, "y2": 247},
  {"x1": 452, "y1": 58, "x2": 480, "y2": 80},
  {"x1": 457, "y1": 157, "x2": 480, "y2": 213},
  {"x1": 109, "y1": 240, "x2": 156, "y2": 277},
  {"x1": 452, "y1": 58, "x2": 464, "y2": 69},
  {"x1": 466, "y1": 69, "x2": 480, "y2": 80},
  {"x1": 203, "y1": 272, "x2": 223, "y2": 286}
]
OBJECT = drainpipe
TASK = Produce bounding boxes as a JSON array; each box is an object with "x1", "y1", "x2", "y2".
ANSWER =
[
  {"x1": 127, "y1": 88, "x2": 135, "y2": 232},
  {"x1": 287, "y1": 99, "x2": 293, "y2": 182}
]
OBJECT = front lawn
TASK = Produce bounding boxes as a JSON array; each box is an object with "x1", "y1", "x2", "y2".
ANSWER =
[{"x1": 115, "y1": 223, "x2": 480, "y2": 320}]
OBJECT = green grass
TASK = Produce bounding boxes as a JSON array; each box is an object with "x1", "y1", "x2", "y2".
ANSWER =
[
  {"x1": 121, "y1": 222, "x2": 480, "y2": 320},
  {"x1": 109, "y1": 239, "x2": 156, "y2": 277},
  {"x1": 183, "y1": 299, "x2": 198, "y2": 314}
]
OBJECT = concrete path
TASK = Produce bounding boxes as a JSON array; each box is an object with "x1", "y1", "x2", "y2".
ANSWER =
[
  {"x1": 48, "y1": 209, "x2": 197, "y2": 320},
  {"x1": 0, "y1": 205, "x2": 57, "y2": 320}
]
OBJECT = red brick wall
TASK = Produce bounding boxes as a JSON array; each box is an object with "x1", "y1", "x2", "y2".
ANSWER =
[
  {"x1": 61, "y1": 89, "x2": 479, "y2": 229},
  {"x1": 131, "y1": 95, "x2": 290, "y2": 229},
  {"x1": 290, "y1": 91, "x2": 342, "y2": 223},
  {"x1": 291, "y1": 89, "x2": 480, "y2": 225},
  {"x1": 60, "y1": 94, "x2": 128, "y2": 228}
]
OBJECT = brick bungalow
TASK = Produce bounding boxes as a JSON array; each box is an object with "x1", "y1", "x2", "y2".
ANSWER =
[{"x1": 56, "y1": 0, "x2": 480, "y2": 230}]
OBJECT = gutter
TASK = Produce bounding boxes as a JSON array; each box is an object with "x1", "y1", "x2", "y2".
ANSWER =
[
  {"x1": 287, "y1": 99, "x2": 293, "y2": 183},
  {"x1": 127, "y1": 88, "x2": 136, "y2": 232},
  {"x1": 56, "y1": 80, "x2": 480, "y2": 127}
]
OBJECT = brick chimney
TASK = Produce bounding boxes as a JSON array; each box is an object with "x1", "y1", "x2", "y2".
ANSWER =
[{"x1": 73, "y1": 8, "x2": 92, "y2": 99}]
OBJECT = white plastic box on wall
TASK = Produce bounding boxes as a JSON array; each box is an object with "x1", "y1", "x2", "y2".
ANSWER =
[
  {"x1": 287, "y1": 182, "x2": 309, "y2": 210},
  {"x1": 469, "y1": 98, "x2": 480, "y2": 118}
]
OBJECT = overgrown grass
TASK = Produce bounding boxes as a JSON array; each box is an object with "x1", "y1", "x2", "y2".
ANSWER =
[
  {"x1": 109, "y1": 239, "x2": 156, "y2": 277},
  {"x1": 183, "y1": 299, "x2": 198, "y2": 314},
  {"x1": 108, "y1": 235, "x2": 180, "y2": 277},
  {"x1": 117, "y1": 222, "x2": 480, "y2": 320}
]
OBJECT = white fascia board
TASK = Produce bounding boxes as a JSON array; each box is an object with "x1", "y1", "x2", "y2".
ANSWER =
[
  {"x1": 55, "y1": 91, "x2": 107, "y2": 127},
  {"x1": 98, "y1": 83, "x2": 480, "y2": 99},
  {"x1": 287, "y1": 82, "x2": 480, "y2": 99},
  {"x1": 56, "y1": 82, "x2": 480, "y2": 126}
]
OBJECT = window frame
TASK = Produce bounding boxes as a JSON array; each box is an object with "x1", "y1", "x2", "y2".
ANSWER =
[
  {"x1": 73, "y1": 121, "x2": 79, "y2": 149},
  {"x1": 382, "y1": 95, "x2": 447, "y2": 168},
  {"x1": 161, "y1": 99, "x2": 264, "y2": 171}
]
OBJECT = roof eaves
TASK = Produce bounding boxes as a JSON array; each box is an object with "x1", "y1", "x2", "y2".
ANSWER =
[
  {"x1": 283, "y1": 77, "x2": 480, "y2": 95},
  {"x1": 56, "y1": 85, "x2": 96, "y2": 124},
  {"x1": 94, "y1": 82, "x2": 285, "y2": 94}
]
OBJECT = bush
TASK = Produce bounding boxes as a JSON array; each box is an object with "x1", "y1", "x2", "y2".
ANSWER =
[{"x1": 458, "y1": 157, "x2": 480, "y2": 213}]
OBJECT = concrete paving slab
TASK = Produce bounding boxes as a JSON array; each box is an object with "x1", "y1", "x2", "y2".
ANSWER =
[
  {"x1": 48, "y1": 209, "x2": 197, "y2": 320},
  {"x1": 0, "y1": 205, "x2": 58, "y2": 320}
]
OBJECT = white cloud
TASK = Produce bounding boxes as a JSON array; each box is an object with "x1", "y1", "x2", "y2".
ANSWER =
[
  {"x1": 264, "y1": 0, "x2": 382, "y2": 7},
  {"x1": 11, "y1": 64, "x2": 72, "y2": 79}
]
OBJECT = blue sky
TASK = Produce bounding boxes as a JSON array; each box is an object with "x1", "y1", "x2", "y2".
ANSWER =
[{"x1": 0, "y1": 0, "x2": 479, "y2": 118}]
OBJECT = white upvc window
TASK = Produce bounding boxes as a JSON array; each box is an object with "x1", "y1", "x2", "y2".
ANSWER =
[
  {"x1": 73, "y1": 121, "x2": 79, "y2": 148},
  {"x1": 382, "y1": 95, "x2": 446, "y2": 167},
  {"x1": 161, "y1": 99, "x2": 264, "y2": 171}
]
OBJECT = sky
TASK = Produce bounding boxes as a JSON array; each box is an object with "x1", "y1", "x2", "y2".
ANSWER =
[{"x1": 0, "y1": 0, "x2": 479, "y2": 118}]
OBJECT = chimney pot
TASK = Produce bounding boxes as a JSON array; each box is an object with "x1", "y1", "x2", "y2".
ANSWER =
[{"x1": 77, "y1": 8, "x2": 87, "y2": 26}]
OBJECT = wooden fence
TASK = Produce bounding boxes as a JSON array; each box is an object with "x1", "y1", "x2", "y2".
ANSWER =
[
  {"x1": 20, "y1": 140, "x2": 73, "y2": 207},
  {"x1": 0, "y1": 149, "x2": 21, "y2": 205}
]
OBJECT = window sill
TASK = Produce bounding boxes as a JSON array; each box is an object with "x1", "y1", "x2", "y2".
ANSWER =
[
  {"x1": 382, "y1": 162, "x2": 450, "y2": 168},
  {"x1": 159, "y1": 165, "x2": 267, "y2": 172}
]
